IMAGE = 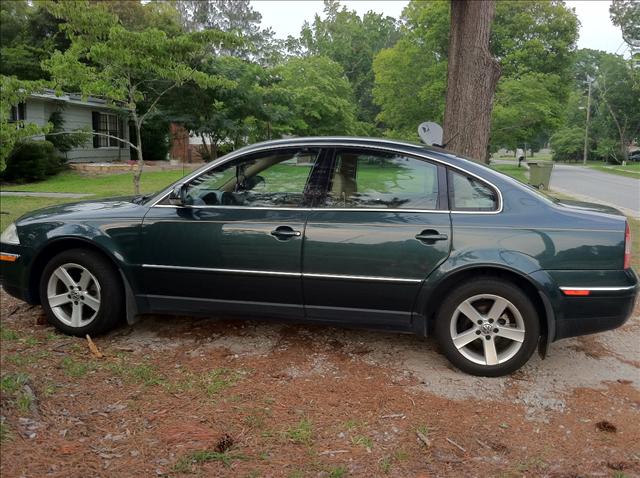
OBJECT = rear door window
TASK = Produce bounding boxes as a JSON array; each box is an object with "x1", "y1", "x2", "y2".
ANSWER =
[{"x1": 323, "y1": 149, "x2": 440, "y2": 210}]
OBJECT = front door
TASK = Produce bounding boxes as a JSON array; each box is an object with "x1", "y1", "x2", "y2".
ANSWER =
[
  {"x1": 140, "y1": 147, "x2": 323, "y2": 318},
  {"x1": 302, "y1": 148, "x2": 452, "y2": 326}
]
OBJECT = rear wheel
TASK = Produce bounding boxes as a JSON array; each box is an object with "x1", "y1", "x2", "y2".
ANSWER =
[
  {"x1": 39, "y1": 248, "x2": 124, "y2": 336},
  {"x1": 435, "y1": 278, "x2": 540, "y2": 376}
]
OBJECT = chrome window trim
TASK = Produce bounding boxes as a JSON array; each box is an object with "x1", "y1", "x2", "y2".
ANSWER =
[
  {"x1": 141, "y1": 264, "x2": 422, "y2": 283},
  {"x1": 149, "y1": 141, "x2": 503, "y2": 215},
  {"x1": 560, "y1": 286, "x2": 636, "y2": 292}
]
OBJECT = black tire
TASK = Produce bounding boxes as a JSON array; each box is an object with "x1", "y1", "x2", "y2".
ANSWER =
[
  {"x1": 39, "y1": 248, "x2": 124, "y2": 336},
  {"x1": 435, "y1": 277, "x2": 540, "y2": 377}
]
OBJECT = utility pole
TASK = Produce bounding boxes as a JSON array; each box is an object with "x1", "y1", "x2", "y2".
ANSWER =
[{"x1": 582, "y1": 78, "x2": 593, "y2": 165}]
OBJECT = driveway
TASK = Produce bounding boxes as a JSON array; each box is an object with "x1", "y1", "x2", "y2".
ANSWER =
[{"x1": 550, "y1": 163, "x2": 640, "y2": 217}]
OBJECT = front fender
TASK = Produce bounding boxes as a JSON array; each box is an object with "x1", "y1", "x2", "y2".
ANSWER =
[{"x1": 21, "y1": 221, "x2": 144, "y2": 321}]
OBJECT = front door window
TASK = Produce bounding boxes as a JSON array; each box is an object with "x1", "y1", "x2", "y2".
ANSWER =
[{"x1": 172, "y1": 148, "x2": 321, "y2": 208}]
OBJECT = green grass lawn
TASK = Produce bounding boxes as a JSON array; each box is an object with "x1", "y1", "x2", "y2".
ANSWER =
[
  {"x1": 587, "y1": 162, "x2": 640, "y2": 179},
  {"x1": 2, "y1": 169, "x2": 187, "y2": 197},
  {"x1": 1, "y1": 169, "x2": 188, "y2": 230},
  {"x1": 493, "y1": 153, "x2": 553, "y2": 162},
  {"x1": 490, "y1": 164, "x2": 529, "y2": 183}
]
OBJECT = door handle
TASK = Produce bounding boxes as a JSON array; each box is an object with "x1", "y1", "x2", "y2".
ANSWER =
[
  {"x1": 415, "y1": 230, "x2": 448, "y2": 243},
  {"x1": 271, "y1": 226, "x2": 301, "y2": 239}
]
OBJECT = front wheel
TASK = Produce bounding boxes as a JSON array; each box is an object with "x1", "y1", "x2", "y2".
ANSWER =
[
  {"x1": 39, "y1": 248, "x2": 124, "y2": 336},
  {"x1": 435, "y1": 278, "x2": 540, "y2": 377}
]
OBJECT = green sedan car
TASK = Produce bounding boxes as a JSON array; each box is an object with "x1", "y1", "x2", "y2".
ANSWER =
[{"x1": 1, "y1": 137, "x2": 637, "y2": 376}]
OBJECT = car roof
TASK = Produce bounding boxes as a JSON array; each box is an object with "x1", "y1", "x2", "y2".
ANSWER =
[{"x1": 232, "y1": 136, "x2": 469, "y2": 165}]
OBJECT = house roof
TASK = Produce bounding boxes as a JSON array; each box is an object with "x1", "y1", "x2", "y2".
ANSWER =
[{"x1": 29, "y1": 89, "x2": 130, "y2": 111}]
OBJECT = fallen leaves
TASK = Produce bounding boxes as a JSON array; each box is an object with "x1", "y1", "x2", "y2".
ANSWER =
[{"x1": 86, "y1": 334, "x2": 103, "y2": 358}]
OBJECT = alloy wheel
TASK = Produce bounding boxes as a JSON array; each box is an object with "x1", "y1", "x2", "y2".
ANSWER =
[
  {"x1": 449, "y1": 293, "x2": 526, "y2": 366},
  {"x1": 46, "y1": 263, "x2": 101, "y2": 328}
]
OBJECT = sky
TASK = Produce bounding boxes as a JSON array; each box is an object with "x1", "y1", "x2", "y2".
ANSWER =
[{"x1": 252, "y1": 0, "x2": 627, "y2": 56}]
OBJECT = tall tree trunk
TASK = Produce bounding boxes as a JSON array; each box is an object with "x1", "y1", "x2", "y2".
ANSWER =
[
  {"x1": 132, "y1": 116, "x2": 144, "y2": 195},
  {"x1": 200, "y1": 133, "x2": 211, "y2": 161},
  {"x1": 443, "y1": 0, "x2": 501, "y2": 163},
  {"x1": 211, "y1": 141, "x2": 218, "y2": 161}
]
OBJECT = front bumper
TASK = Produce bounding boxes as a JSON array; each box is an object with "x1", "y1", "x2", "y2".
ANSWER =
[{"x1": 0, "y1": 243, "x2": 33, "y2": 303}]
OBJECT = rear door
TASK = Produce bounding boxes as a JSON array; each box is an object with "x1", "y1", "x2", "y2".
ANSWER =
[{"x1": 301, "y1": 148, "x2": 452, "y2": 327}]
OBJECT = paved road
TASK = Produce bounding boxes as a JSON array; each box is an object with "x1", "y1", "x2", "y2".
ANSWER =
[{"x1": 549, "y1": 164, "x2": 639, "y2": 217}]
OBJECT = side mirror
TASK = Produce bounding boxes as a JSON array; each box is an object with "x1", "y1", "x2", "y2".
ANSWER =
[{"x1": 169, "y1": 184, "x2": 187, "y2": 206}]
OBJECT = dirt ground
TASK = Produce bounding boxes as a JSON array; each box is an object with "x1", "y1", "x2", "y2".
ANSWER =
[{"x1": 1, "y1": 289, "x2": 639, "y2": 478}]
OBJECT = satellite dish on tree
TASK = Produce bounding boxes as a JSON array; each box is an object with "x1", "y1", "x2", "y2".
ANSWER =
[{"x1": 418, "y1": 122, "x2": 443, "y2": 146}]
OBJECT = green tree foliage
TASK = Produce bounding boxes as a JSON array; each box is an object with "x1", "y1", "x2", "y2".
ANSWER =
[
  {"x1": 553, "y1": 50, "x2": 639, "y2": 163},
  {"x1": 373, "y1": 1, "x2": 449, "y2": 139},
  {"x1": 373, "y1": 0, "x2": 579, "y2": 148},
  {"x1": 100, "y1": 0, "x2": 183, "y2": 36},
  {"x1": 175, "y1": 0, "x2": 280, "y2": 64},
  {"x1": 594, "y1": 54, "x2": 640, "y2": 162},
  {"x1": 491, "y1": 73, "x2": 563, "y2": 152},
  {"x1": 140, "y1": 113, "x2": 171, "y2": 162},
  {"x1": 274, "y1": 56, "x2": 362, "y2": 137},
  {"x1": 609, "y1": 0, "x2": 640, "y2": 48},
  {"x1": 491, "y1": 0, "x2": 579, "y2": 85},
  {"x1": 300, "y1": 0, "x2": 399, "y2": 126},
  {"x1": 164, "y1": 56, "x2": 272, "y2": 160},
  {"x1": 0, "y1": 76, "x2": 51, "y2": 171},
  {"x1": 0, "y1": 0, "x2": 69, "y2": 80},
  {"x1": 45, "y1": 110, "x2": 91, "y2": 156},
  {"x1": 550, "y1": 126, "x2": 585, "y2": 162},
  {"x1": 43, "y1": 0, "x2": 236, "y2": 193}
]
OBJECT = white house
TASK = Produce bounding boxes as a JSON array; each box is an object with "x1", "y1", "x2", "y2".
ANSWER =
[{"x1": 11, "y1": 89, "x2": 131, "y2": 162}]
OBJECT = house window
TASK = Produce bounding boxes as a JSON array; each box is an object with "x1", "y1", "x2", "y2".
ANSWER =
[
  {"x1": 92, "y1": 112, "x2": 123, "y2": 148},
  {"x1": 9, "y1": 103, "x2": 26, "y2": 122}
]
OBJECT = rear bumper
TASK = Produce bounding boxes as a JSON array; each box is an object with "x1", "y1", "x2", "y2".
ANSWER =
[{"x1": 553, "y1": 270, "x2": 638, "y2": 340}]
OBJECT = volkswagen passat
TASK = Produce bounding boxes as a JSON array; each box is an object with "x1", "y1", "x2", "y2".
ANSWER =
[{"x1": 1, "y1": 138, "x2": 637, "y2": 376}]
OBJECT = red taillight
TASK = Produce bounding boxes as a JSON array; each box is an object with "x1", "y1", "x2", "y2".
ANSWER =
[{"x1": 624, "y1": 221, "x2": 631, "y2": 269}]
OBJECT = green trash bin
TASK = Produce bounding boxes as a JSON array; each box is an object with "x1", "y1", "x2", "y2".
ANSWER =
[{"x1": 528, "y1": 161, "x2": 554, "y2": 190}]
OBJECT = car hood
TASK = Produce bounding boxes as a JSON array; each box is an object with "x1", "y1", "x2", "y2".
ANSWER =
[
  {"x1": 554, "y1": 199, "x2": 625, "y2": 217},
  {"x1": 16, "y1": 196, "x2": 149, "y2": 225}
]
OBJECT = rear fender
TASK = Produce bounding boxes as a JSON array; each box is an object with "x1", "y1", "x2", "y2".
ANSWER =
[{"x1": 412, "y1": 249, "x2": 560, "y2": 352}]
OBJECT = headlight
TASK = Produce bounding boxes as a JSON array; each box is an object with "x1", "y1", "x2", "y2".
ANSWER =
[{"x1": 0, "y1": 223, "x2": 20, "y2": 244}]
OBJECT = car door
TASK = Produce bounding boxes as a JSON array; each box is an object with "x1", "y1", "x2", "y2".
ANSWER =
[
  {"x1": 302, "y1": 147, "x2": 452, "y2": 327},
  {"x1": 140, "y1": 147, "x2": 324, "y2": 318}
]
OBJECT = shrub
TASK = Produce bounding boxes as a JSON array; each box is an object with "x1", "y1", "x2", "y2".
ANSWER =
[
  {"x1": 1, "y1": 140, "x2": 63, "y2": 183},
  {"x1": 550, "y1": 126, "x2": 584, "y2": 162},
  {"x1": 141, "y1": 115, "x2": 170, "y2": 161},
  {"x1": 45, "y1": 111, "x2": 90, "y2": 155}
]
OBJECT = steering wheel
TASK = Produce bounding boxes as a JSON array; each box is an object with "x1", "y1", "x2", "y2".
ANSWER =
[{"x1": 221, "y1": 191, "x2": 240, "y2": 205}]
